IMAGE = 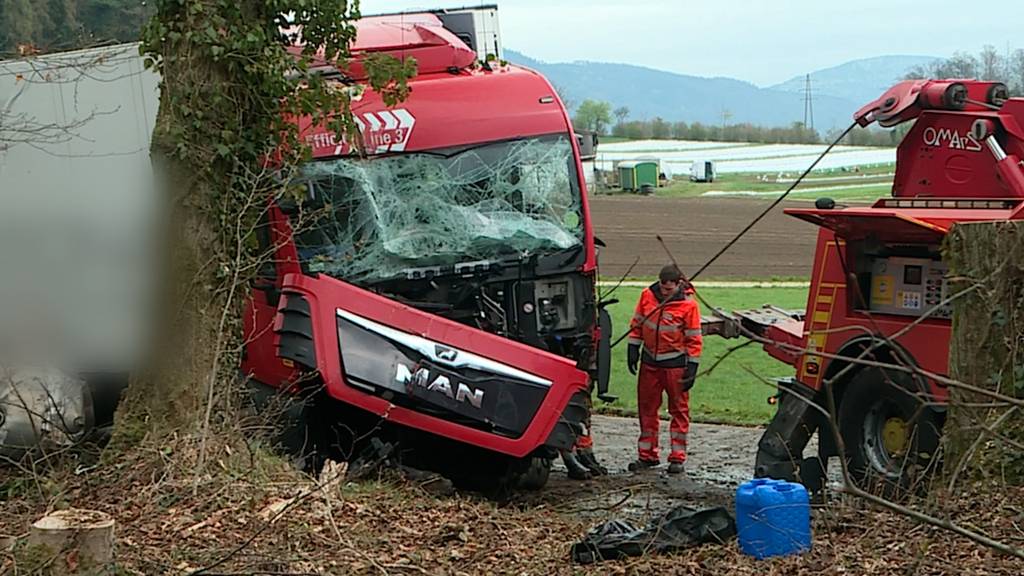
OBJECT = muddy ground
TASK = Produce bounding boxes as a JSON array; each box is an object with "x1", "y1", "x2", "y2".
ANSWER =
[
  {"x1": 514, "y1": 415, "x2": 763, "y2": 520},
  {"x1": 589, "y1": 196, "x2": 819, "y2": 278},
  {"x1": 515, "y1": 414, "x2": 837, "y2": 524}
]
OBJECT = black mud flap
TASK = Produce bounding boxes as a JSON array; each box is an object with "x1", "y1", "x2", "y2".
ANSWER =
[
  {"x1": 596, "y1": 307, "x2": 617, "y2": 402},
  {"x1": 543, "y1": 390, "x2": 589, "y2": 452},
  {"x1": 754, "y1": 378, "x2": 818, "y2": 483}
]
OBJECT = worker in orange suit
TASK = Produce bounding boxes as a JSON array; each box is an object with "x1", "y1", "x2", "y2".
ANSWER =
[{"x1": 626, "y1": 265, "x2": 702, "y2": 474}]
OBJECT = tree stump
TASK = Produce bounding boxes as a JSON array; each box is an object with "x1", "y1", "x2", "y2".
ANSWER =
[{"x1": 28, "y1": 509, "x2": 114, "y2": 575}]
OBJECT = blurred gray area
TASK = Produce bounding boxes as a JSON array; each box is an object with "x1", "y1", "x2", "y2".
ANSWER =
[{"x1": 0, "y1": 43, "x2": 160, "y2": 374}]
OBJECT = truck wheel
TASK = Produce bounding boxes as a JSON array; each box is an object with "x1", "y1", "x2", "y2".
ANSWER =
[
  {"x1": 244, "y1": 377, "x2": 323, "y2": 472},
  {"x1": 516, "y1": 456, "x2": 553, "y2": 491},
  {"x1": 837, "y1": 367, "x2": 942, "y2": 497}
]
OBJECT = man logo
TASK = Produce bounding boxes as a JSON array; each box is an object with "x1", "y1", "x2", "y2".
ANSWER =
[
  {"x1": 434, "y1": 345, "x2": 459, "y2": 363},
  {"x1": 395, "y1": 363, "x2": 484, "y2": 409}
]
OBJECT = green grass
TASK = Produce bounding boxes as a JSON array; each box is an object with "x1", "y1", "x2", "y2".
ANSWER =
[
  {"x1": 597, "y1": 285, "x2": 809, "y2": 426},
  {"x1": 599, "y1": 275, "x2": 809, "y2": 285}
]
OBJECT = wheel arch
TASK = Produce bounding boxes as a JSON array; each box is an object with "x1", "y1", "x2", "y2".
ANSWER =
[
  {"x1": 823, "y1": 335, "x2": 931, "y2": 407},
  {"x1": 816, "y1": 335, "x2": 936, "y2": 458}
]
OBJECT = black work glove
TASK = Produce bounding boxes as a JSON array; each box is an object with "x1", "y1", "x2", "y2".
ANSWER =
[
  {"x1": 681, "y1": 361, "x2": 699, "y2": 392},
  {"x1": 627, "y1": 343, "x2": 640, "y2": 375}
]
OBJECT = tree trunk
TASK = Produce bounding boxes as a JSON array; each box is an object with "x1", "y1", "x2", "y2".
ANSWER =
[
  {"x1": 944, "y1": 220, "x2": 1024, "y2": 486},
  {"x1": 109, "y1": 15, "x2": 245, "y2": 447}
]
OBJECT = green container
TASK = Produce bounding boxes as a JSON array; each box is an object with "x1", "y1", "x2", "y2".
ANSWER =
[{"x1": 618, "y1": 160, "x2": 659, "y2": 191}]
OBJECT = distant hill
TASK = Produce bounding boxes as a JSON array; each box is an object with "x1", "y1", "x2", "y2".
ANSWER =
[
  {"x1": 505, "y1": 50, "x2": 940, "y2": 131},
  {"x1": 770, "y1": 55, "x2": 941, "y2": 108}
]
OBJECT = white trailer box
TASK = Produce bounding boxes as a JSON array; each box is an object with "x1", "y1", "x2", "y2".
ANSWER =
[
  {"x1": 0, "y1": 43, "x2": 160, "y2": 374},
  {"x1": 366, "y1": 5, "x2": 503, "y2": 61},
  {"x1": 690, "y1": 160, "x2": 716, "y2": 183},
  {"x1": 433, "y1": 5, "x2": 502, "y2": 60}
]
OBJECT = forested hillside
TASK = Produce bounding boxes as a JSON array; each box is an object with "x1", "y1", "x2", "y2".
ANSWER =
[{"x1": 0, "y1": 0, "x2": 149, "y2": 55}]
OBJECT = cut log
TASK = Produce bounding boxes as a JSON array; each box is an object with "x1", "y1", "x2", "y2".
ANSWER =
[{"x1": 28, "y1": 509, "x2": 114, "y2": 575}]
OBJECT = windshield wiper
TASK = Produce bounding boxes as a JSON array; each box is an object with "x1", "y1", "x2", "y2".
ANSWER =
[{"x1": 557, "y1": 244, "x2": 584, "y2": 268}]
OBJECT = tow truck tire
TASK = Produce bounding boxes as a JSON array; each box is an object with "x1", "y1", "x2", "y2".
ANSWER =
[
  {"x1": 838, "y1": 367, "x2": 942, "y2": 498},
  {"x1": 516, "y1": 456, "x2": 553, "y2": 491}
]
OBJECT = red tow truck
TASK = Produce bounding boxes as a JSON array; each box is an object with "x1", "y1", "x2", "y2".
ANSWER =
[
  {"x1": 710, "y1": 79, "x2": 1024, "y2": 494},
  {"x1": 242, "y1": 7, "x2": 612, "y2": 490}
]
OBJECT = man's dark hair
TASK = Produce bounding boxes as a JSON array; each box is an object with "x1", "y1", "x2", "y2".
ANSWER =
[{"x1": 659, "y1": 264, "x2": 682, "y2": 283}]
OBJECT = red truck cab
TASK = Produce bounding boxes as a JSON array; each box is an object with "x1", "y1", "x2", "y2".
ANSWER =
[{"x1": 241, "y1": 9, "x2": 605, "y2": 490}]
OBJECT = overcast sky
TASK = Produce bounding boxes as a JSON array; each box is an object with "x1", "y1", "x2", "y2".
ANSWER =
[{"x1": 359, "y1": 0, "x2": 1019, "y2": 86}]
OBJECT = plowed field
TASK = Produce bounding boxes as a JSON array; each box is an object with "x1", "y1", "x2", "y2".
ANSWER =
[{"x1": 590, "y1": 196, "x2": 819, "y2": 279}]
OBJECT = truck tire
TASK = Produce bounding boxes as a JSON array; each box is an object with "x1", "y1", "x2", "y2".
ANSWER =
[
  {"x1": 837, "y1": 367, "x2": 942, "y2": 497},
  {"x1": 516, "y1": 456, "x2": 553, "y2": 491},
  {"x1": 244, "y1": 376, "x2": 322, "y2": 472}
]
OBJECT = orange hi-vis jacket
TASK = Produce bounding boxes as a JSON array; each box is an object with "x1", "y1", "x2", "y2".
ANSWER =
[{"x1": 628, "y1": 282, "x2": 703, "y2": 367}]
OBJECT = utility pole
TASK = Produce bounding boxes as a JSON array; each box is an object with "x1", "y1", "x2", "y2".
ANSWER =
[
  {"x1": 720, "y1": 108, "x2": 733, "y2": 140},
  {"x1": 803, "y1": 74, "x2": 815, "y2": 131}
]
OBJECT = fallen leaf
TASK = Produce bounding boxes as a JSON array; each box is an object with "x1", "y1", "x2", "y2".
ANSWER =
[
  {"x1": 259, "y1": 497, "x2": 295, "y2": 522},
  {"x1": 65, "y1": 550, "x2": 79, "y2": 572}
]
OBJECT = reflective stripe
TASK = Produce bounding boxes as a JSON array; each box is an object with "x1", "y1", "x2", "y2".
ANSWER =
[
  {"x1": 643, "y1": 347, "x2": 686, "y2": 361},
  {"x1": 641, "y1": 319, "x2": 683, "y2": 332},
  {"x1": 637, "y1": 441, "x2": 653, "y2": 450},
  {"x1": 670, "y1": 432, "x2": 688, "y2": 443},
  {"x1": 628, "y1": 337, "x2": 642, "y2": 346},
  {"x1": 689, "y1": 353, "x2": 701, "y2": 362},
  {"x1": 684, "y1": 329, "x2": 702, "y2": 337}
]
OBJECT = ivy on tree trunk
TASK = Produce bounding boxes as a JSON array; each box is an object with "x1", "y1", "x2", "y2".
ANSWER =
[{"x1": 110, "y1": 0, "x2": 414, "y2": 447}]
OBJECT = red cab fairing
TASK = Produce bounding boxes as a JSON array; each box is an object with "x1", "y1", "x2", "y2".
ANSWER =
[{"x1": 277, "y1": 273, "x2": 588, "y2": 457}]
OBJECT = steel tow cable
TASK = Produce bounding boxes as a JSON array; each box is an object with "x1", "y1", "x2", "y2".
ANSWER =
[
  {"x1": 689, "y1": 120, "x2": 859, "y2": 282},
  {"x1": 607, "y1": 120, "x2": 860, "y2": 351}
]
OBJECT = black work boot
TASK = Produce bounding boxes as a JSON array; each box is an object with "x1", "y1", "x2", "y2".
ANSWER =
[
  {"x1": 667, "y1": 461, "x2": 685, "y2": 475},
  {"x1": 577, "y1": 449, "x2": 609, "y2": 476},
  {"x1": 627, "y1": 459, "x2": 659, "y2": 472},
  {"x1": 561, "y1": 451, "x2": 593, "y2": 480}
]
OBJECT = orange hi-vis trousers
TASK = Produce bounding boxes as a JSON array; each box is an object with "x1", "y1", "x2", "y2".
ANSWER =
[{"x1": 636, "y1": 363, "x2": 689, "y2": 463}]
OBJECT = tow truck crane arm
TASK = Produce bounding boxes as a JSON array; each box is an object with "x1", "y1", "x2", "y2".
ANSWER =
[
  {"x1": 855, "y1": 79, "x2": 1024, "y2": 203},
  {"x1": 854, "y1": 79, "x2": 1009, "y2": 127}
]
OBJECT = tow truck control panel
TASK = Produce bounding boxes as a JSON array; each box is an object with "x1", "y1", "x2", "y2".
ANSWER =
[{"x1": 864, "y1": 257, "x2": 951, "y2": 319}]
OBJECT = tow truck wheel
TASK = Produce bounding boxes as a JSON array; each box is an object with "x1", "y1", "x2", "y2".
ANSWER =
[{"x1": 837, "y1": 367, "x2": 942, "y2": 498}]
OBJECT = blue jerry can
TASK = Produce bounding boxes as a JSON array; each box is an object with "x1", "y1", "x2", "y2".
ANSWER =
[{"x1": 736, "y1": 478, "x2": 811, "y2": 559}]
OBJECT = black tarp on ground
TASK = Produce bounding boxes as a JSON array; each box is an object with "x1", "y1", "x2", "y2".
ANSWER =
[{"x1": 570, "y1": 506, "x2": 736, "y2": 564}]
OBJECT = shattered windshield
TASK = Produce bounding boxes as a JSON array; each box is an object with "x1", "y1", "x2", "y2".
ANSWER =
[{"x1": 293, "y1": 134, "x2": 584, "y2": 284}]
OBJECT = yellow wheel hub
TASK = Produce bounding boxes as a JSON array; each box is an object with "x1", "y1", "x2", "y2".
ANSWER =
[{"x1": 882, "y1": 417, "x2": 908, "y2": 455}]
